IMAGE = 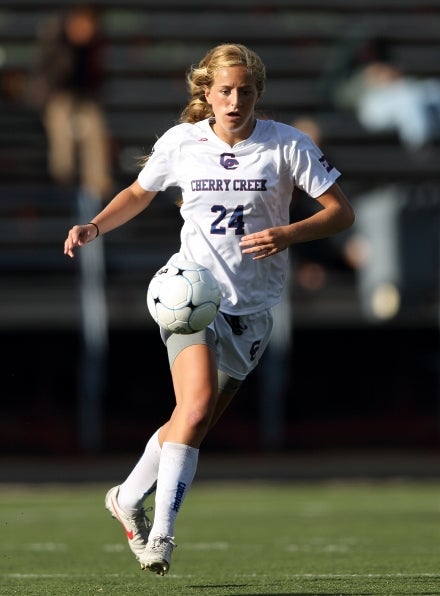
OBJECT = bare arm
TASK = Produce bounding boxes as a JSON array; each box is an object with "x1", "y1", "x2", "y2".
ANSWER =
[
  {"x1": 239, "y1": 182, "x2": 355, "y2": 259},
  {"x1": 64, "y1": 180, "x2": 157, "y2": 258}
]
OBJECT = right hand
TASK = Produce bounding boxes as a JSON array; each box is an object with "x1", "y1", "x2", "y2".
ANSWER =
[{"x1": 64, "y1": 223, "x2": 98, "y2": 258}]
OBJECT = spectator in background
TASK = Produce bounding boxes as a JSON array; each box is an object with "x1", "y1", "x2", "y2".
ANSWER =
[
  {"x1": 29, "y1": 4, "x2": 114, "y2": 453},
  {"x1": 290, "y1": 115, "x2": 351, "y2": 292},
  {"x1": 320, "y1": 33, "x2": 440, "y2": 155},
  {"x1": 30, "y1": 3, "x2": 114, "y2": 200},
  {"x1": 333, "y1": 60, "x2": 440, "y2": 154},
  {"x1": 319, "y1": 34, "x2": 440, "y2": 322}
]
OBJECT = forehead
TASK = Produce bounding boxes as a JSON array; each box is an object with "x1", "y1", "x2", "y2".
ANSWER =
[{"x1": 212, "y1": 66, "x2": 256, "y2": 87}]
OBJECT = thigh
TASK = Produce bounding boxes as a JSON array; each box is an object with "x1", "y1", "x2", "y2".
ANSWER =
[
  {"x1": 170, "y1": 341, "x2": 217, "y2": 408},
  {"x1": 165, "y1": 329, "x2": 219, "y2": 420},
  {"x1": 165, "y1": 341, "x2": 218, "y2": 446},
  {"x1": 163, "y1": 326, "x2": 215, "y2": 369}
]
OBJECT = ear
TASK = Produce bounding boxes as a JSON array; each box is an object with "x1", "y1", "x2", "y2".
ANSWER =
[{"x1": 204, "y1": 87, "x2": 212, "y2": 105}]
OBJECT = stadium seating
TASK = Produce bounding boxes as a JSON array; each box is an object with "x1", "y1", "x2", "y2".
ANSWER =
[{"x1": 1, "y1": 0, "x2": 439, "y2": 329}]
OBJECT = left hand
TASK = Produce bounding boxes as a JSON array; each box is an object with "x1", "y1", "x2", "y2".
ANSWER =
[{"x1": 239, "y1": 227, "x2": 290, "y2": 260}]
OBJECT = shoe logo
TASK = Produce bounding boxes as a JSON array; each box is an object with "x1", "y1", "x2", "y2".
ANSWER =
[
  {"x1": 111, "y1": 496, "x2": 134, "y2": 540},
  {"x1": 125, "y1": 528, "x2": 134, "y2": 540}
]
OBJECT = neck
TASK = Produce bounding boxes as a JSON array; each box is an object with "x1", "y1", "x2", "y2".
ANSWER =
[{"x1": 210, "y1": 119, "x2": 257, "y2": 147}]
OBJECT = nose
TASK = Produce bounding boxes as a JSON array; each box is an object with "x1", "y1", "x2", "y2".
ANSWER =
[{"x1": 230, "y1": 90, "x2": 241, "y2": 107}]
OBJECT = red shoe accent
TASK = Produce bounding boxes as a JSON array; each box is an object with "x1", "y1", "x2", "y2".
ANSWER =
[{"x1": 111, "y1": 495, "x2": 134, "y2": 540}]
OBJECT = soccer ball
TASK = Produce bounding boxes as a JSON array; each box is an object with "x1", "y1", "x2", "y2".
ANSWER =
[{"x1": 146, "y1": 260, "x2": 221, "y2": 334}]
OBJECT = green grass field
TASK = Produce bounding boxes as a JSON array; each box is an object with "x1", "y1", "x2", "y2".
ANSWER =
[{"x1": 2, "y1": 479, "x2": 439, "y2": 595}]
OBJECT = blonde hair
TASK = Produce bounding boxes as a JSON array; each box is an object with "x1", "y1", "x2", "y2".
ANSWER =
[
  {"x1": 139, "y1": 44, "x2": 266, "y2": 178},
  {"x1": 179, "y1": 43, "x2": 266, "y2": 124}
]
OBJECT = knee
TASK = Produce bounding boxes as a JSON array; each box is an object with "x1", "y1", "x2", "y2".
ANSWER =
[{"x1": 186, "y1": 405, "x2": 212, "y2": 434}]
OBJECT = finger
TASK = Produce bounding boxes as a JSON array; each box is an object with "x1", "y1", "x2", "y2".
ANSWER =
[
  {"x1": 64, "y1": 243, "x2": 74, "y2": 257},
  {"x1": 239, "y1": 235, "x2": 262, "y2": 247},
  {"x1": 64, "y1": 235, "x2": 77, "y2": 257},
  {"x1": 240, "y1": 239, "x2": 265, "y2": 253},
  {"x1": 242, "y1": 246, "x2": 263, "y2": 255},
  {"x1": 250, "y1": 246, "x2": 272, "y2": 259}
]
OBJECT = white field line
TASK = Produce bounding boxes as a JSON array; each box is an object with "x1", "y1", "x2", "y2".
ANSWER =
[{"x1": 5, "y1": 572, "x2": 440, "y2": 579}]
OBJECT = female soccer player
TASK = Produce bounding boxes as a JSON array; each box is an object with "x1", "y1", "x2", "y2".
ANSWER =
[{"x1": 64, "y1": 43, "x2": 355, "y2": 575}]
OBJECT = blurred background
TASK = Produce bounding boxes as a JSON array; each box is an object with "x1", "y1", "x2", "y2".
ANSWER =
[{"x1": 1, "y1": 0, "x2": 439, "y2": 466}]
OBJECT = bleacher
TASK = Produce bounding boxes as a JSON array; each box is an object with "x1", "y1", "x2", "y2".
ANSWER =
[{"x1": 1, "y1": 0, "x2": 439, "y2": 329}]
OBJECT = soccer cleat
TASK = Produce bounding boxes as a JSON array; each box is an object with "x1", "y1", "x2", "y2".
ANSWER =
[
  {"x1": 139, "y1": 535, "x2": 177, "y2": 576},
  {"x1": 105, "y1": 485, "x2": 152, "y2": 560}
]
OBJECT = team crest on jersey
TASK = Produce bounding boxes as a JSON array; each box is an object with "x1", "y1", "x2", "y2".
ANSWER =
[{"x1": 220, "y1": 152, "x2": 239, "y2": 170}]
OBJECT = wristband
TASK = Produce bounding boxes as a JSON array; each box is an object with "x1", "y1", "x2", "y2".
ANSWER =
[{"x1": 88, "y1": 222, "x2": 100, "y2": 237}]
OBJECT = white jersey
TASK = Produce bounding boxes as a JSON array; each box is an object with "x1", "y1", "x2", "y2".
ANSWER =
[{"x1": 138, "y1": 118, "x2": 340, "y2": 315}]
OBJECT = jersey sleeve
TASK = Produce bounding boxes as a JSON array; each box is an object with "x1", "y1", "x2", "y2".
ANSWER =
[
  {"x1": 292, "y1": 133, "x2": 341, "y2": 198},
  {"x1": 137, "y1": 124, "x2": 191, "y2": 191}
]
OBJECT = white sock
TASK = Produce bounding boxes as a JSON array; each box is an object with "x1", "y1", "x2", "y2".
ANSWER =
[
  {"x1": 117, "y1": 428, "x2": 161, "y2": 513},
  {"x1": 149, "y1": 441, "x2": 199, "y2": 539}
]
